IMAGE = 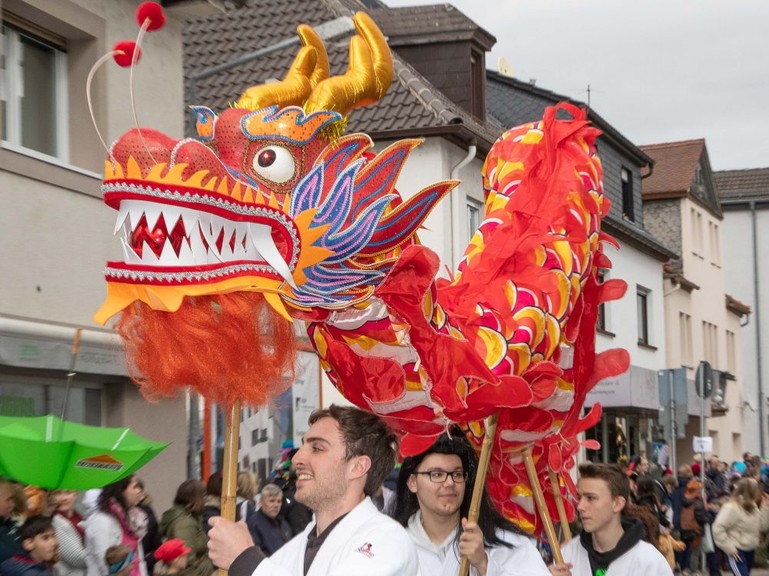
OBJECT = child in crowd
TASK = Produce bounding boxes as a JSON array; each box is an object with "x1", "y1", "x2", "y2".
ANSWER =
[
  {"x1": 105, "y1": 544, "x2": 134, "y2": 576},
  {"x1": 0, "y1": 515, "x2": 58, "y2": 576},
  {"x1": 152, "y1": 539, "x2": 190, "y2": 576}
]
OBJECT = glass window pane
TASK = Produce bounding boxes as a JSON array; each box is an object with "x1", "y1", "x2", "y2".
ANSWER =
[
  {"x1": 0, "y1": 381, "x2": 45, "y2": 415},
  {"x1": 19, "y1": 31, "x2": 57, "y2": 155},
  {"x1": 1, "y1": 25, "x2": 8, "y2": 142}
]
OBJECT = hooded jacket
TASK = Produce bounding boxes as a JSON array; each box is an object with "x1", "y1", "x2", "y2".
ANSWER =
[
  {"x1": 0, "y1": 554, "x2": 55, "y2": 576},
  {"x1": 562, "y1": 519, "x2": 672, "y2": 576},
  {"x1": 158, "y1": 505, "x2": 213, "y2": 576}
]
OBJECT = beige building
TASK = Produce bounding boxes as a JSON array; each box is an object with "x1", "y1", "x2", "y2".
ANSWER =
[
  {"x1": 641, "y1": 139, "x2": 750, "y2": 466},
  {"x1": 0, "y1": 0, "x2": 211, "y2": 509}
]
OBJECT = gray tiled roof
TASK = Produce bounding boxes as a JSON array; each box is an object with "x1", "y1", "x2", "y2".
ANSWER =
[
  {"x1": 486, "y1": 71, "x2": 653, "y2": 166},
  {"x1": 369, "y1": 4, "x2": 495, "y2": 49},
  {"x1": 714, "y1": 167, "x2": 769, "y2": 202},
  {"x1": 183, "y1": 0, "x2": 500, "y2": 150},
  {"x1": 484, "y1": 72, "x2": 674, "y2": 261}
]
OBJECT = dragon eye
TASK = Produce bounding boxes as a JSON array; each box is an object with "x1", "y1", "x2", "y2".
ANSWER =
[{"x1": 251, "y1": 145, "x2": 295, "y2": 184}]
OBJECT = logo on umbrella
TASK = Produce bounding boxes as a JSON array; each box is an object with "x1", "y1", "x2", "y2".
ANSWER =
[{"x1": 76, "y1": 454, "x2": 124, "y2": 471}]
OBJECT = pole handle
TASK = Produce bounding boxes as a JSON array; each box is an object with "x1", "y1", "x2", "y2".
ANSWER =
[
  {"x1": 548, "y1": 469, "x2": 571, "y2": 541},
  {"x1": 458, "y1": 413, "x2": 499, "y2": 576},
  {"x1": 218, "y1": 400, "x2": 241, "y2": 576},
  {"x1": 522, "y1": 448, "x2": 563, "y2": 565}
]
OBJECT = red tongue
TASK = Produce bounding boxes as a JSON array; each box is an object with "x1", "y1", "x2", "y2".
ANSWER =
[{"x1": 131, "y1": 214, "x2": 185, "y2": 258}]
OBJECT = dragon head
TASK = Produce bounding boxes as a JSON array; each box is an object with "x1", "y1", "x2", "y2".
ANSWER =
[{"x1": 94, "y1": 12, "x2": 455, "y2": 325}]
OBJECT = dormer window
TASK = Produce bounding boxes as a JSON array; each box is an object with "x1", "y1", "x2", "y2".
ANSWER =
[
  {"x1": 621, "y1": 167, "x2": 635, "y2": 222},
  {"x1": 470, "y1": 47, "x2": 485, "y2": 120}
]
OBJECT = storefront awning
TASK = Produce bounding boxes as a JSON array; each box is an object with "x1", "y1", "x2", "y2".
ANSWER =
[{"x1": 0, "y1": 315, "x2": 127, "y2": 376}]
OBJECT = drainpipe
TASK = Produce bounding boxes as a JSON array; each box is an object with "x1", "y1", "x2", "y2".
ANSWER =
[
  {"x1": 751, "y1": 201, "x2": 765, "y2": 456},
  {"x1": 450, "y1": 144, "x2": 477, "y2": 266}
]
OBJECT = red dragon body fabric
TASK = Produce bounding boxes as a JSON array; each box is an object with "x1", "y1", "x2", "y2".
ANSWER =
[{"x1": 96, "y1": 9, "x2": 628, "y2": 534}]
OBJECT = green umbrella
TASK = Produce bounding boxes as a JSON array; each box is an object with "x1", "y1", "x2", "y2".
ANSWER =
[{"x1": 0, "y1": 414, "x2": 168, "y2": 490}]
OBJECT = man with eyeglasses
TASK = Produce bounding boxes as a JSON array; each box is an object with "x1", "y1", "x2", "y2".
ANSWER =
[{"x1": 392, "y1": 431, "x2": 549, "y2": 575}]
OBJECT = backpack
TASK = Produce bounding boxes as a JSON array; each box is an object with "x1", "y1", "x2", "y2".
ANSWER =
[{"x1": 680, "y1": 503, "x2": 702, "y2": 534}]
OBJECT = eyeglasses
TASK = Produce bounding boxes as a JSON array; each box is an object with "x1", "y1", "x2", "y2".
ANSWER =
[{"x1": 414, "y1": 470, "x2": 468, "y2": 483}]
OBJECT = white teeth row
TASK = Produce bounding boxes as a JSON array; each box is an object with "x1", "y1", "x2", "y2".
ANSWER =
[{"x1": 116, "y1": 200, "x2": 295, "y2": 287}]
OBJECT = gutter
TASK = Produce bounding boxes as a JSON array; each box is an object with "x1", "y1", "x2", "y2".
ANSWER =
[
  {"x1": 449, "y1": 144, "x2": 477, "y2": 266},
  {"x1": 751, "y1": 201, "x2": 765, "y2": 455}
]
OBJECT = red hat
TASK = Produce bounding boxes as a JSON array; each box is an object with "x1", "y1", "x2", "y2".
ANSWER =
[
  {"x1": 691, "y1": 462, "x2": 701, "y2": 476},
  {"x1": 154, "y1": 539, "x2": 191, "y2": 563}
]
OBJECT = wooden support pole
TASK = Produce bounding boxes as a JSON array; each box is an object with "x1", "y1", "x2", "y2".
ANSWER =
[
  {"x1": 218, "y1": 400, "x2": 241, "y2": 576},
  {"x1": 458, "y1": 413, "x2": 499, "y2": 576},
  {"x1": 548, "y1": 468, "x2": 572, "y2": 541},
  {"x1": 522, "y1": 448, "x2": 563, "y2": 565}
]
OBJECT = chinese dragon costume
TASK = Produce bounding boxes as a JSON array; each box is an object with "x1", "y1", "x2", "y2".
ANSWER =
[{"x1": 95, "y1": 6, "x2": 628, "y2": 534}]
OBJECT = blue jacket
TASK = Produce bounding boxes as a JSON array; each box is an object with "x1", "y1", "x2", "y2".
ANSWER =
[
  {"x1": 0, "y1": 517, "x2": 23, "y2": 564},
  {"x1": 0, "y1": 555, "x2": 55, "y2": 576},
  {"x1": 246, "y1": 509, "x2": 292, "y2": 557}
]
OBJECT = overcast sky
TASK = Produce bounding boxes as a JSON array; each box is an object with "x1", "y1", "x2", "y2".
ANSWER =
[{"x1": 385, "y1": 0, "x2": 769, "y2": 171}]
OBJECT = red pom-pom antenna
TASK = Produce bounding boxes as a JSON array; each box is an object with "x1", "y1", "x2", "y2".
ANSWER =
[
  {"x1": 136, "y1": 2, "x2": 166, "y2": 32},
  {"x1": 113, "y1": 41, "x2": 141, "y2": 68}
]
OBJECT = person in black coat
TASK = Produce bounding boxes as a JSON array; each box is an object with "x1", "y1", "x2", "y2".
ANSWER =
[
  {"x1": 246, "y1": 484, "x2": 292, "y2": 557},
  {"x1": 273, "y1": 450, "x2": 312, "y2": 536}
]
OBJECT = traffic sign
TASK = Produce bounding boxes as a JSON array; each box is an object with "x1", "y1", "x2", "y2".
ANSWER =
[{"x1": 695, "y1": 360, "x2": 713, "y2": 399}]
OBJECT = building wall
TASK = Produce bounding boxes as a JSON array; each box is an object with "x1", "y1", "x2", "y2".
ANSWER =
[
  {"x1": 722, "y1": 205, "x2": 769, "y2": 454},
  {"x1": 597, "y1": 242, "x2": 666, "y2": 367},
  {"x1": 599, "y1": 142, "x2": 646, "y2": 228},
  {"x1": 0, "y1": 0, "x2": 189, "y2": 511},
  {"x1": 659, "y1": 197, "x2": 744, "y2": 464},
  {"x1": 644, "y1": 199, "x2": 683, "y2": 262}
]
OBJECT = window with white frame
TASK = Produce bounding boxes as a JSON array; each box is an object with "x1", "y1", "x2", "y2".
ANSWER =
[
  {"x1": 1, "y1": 21, "x2": 68, "y2": 160},
  {"x1": 679, "y1": 312, "x2": 692, "y2": 365},
  {"x1": 726, "y1": 329, "x2": 736, "y2": 373},
  {"x1": 709, "y1": 221, "x2": 721, "y2": 265},
  {"x1": 636, "y1": 286, "x2": 651, "y2": 345},
  {"x1": 467, "y1": 197, "x2": 483, "y2": 244},
  {"x1": 702, "y1": 321, "x2": 718, "y2": 365},
  {"x1": 691, "y1": 207, "x2": 703, "y2": 257}
]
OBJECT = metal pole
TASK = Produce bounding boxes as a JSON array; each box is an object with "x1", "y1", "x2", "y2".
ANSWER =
[
  {"x1": 669, "y1": 369, "x2": 677, "y2": 473},
  {"x1": 700, "y1": 382, "x2": 706, "y2": 572}
]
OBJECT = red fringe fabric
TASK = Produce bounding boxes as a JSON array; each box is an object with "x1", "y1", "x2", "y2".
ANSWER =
[{"x1": 116, "y1": 292, "x2": 296, "y2": 407}]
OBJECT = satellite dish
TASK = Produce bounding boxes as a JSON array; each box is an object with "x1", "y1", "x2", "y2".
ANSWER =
[{"x1": 497, "y1": 57, "x2": 512, "y2": 77}]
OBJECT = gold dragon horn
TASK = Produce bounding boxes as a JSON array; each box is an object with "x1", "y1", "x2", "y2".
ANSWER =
[
  {"x1": 235, "y1": 24, "x2": 330, "y2": 111},
  {"x1": 297, "y1": 24, "x2": 329, "y2": 89},
  {"x1": 303, "y1": 11, "x2": 393, "y2": 117}
]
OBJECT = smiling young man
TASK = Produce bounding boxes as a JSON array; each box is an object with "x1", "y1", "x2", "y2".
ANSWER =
[
  {"x1": 207, "y1": 405, "x2": 419, "y2": 575},
  {"x1": 549, "y1": 463, "x2": 672, "y2": 576},
  {"x1": 393, "y1": 432, "x2": 549, "y2": 576}
]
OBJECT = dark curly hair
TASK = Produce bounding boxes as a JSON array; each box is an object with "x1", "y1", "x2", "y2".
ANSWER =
[
  {"x1": 308, "y1": 405, "x2": 398, "y2": 497},
  {"x1": 392, "y1": 430, "x2": 522, "y2": 549}
]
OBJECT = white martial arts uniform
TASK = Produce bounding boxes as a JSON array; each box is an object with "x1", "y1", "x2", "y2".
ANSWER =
[
  {"x1": 251, "y1": 497, "x2": 420, "y2": 576},
  {"x1": 560, "y1": 535, "x2": 673, "y2": 576},
  {"x1": 405, "y1": 510, "x2": 550, "y2": 576}
]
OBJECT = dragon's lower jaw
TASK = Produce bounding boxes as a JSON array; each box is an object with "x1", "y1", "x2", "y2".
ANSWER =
[{"x1": 93, "y1": 276, "x2": 290, "y2": 325}]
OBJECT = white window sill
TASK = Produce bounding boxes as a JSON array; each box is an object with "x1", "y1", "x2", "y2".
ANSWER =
[{"x1": 1, "y1": 140, "x2": 100, "y2": 179}]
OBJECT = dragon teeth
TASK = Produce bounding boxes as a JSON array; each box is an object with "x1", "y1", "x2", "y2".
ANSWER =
[
  {"x1": 121, "y1": 238, "x2": 142, "y2": 264},
  {"x1": 144, "y1": 205, "x2": 162, "y2": 230}
]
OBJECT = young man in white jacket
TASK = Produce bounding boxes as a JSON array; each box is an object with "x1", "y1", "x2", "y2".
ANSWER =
[
  {"x1": 549, "y1": 463, "x2": 672, "y2": 576},
  {"x1": 207, "y1": 405, "x2": 419, "y2": 576},
  {"x1": 392, "y1": 432, "x2": 550, "y2": 576}
]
